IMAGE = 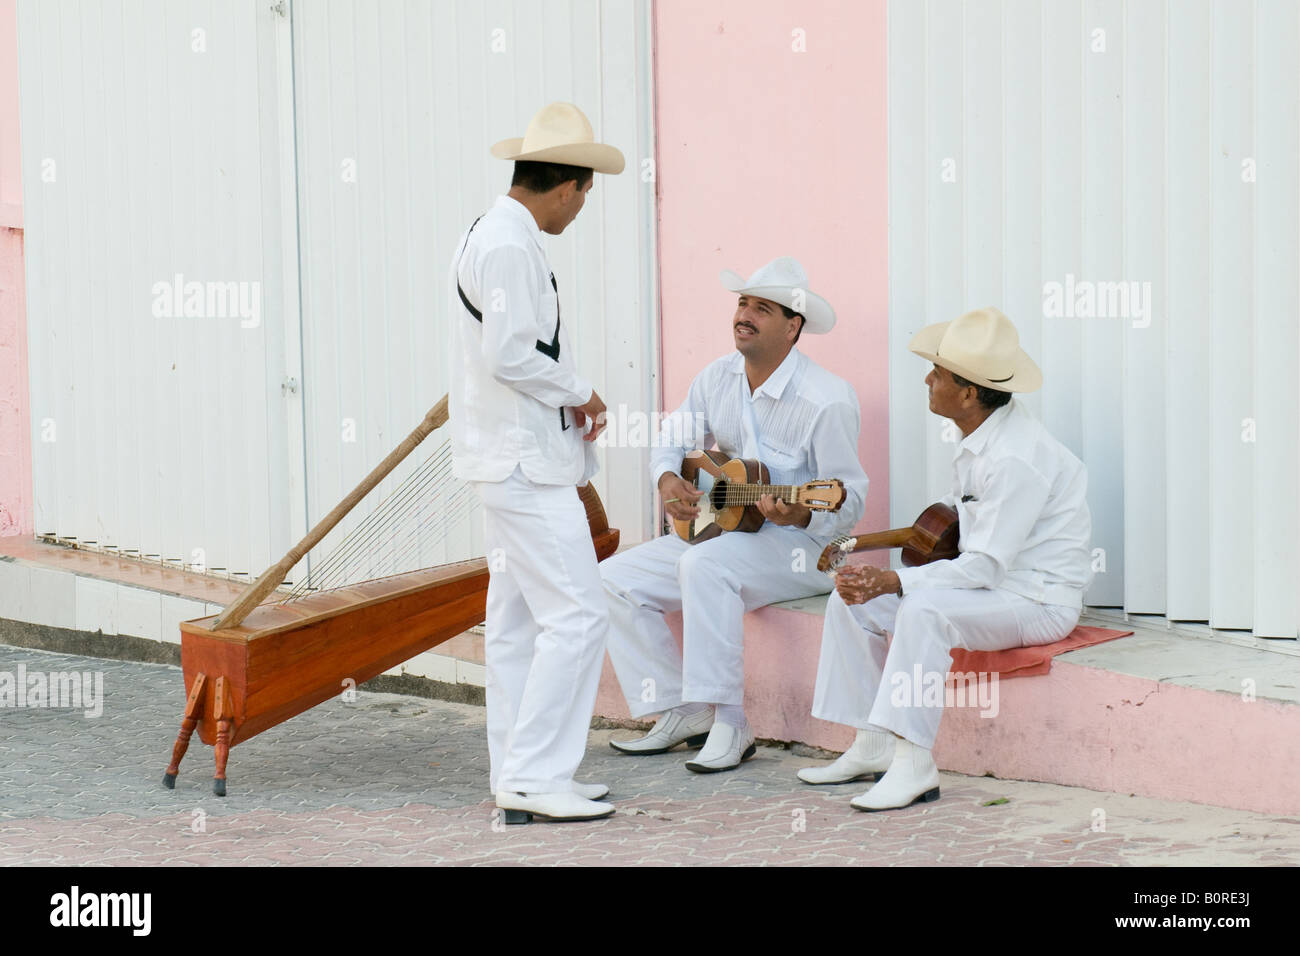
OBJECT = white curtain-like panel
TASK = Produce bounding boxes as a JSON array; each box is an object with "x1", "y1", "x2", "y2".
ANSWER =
[
  {"x1": 290, "y1": 0, "x2": 659, "y2": 579},
  {"x1": 17, "y1": 0, "x2": 297, "y2": 580},
  {"x1": 888, "y1": 0, "x2": 1299, "y2": 638},
  {"x1": 16, "y1": 0, "x2": 658, "y2": 589}
]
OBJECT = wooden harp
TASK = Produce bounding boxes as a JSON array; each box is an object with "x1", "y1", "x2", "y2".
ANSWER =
[{"x1": 162, "y1": 394, "x2": 618, "y2": 796}]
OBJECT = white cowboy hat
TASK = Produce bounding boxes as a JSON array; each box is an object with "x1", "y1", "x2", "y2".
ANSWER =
[
  {"x1": 909, "y1": 307, "x2": 1042, "y2": 393},
  {"x1": 718, "y1": 257, "x2": 836, "y2": 334},
  {"x1": 490, "y1": 102, "x2": 625, "y2": 174}
]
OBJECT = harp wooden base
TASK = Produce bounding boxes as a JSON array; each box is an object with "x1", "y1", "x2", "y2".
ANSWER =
[{"x1": 160, "y1": 485, "x2": 619, "y2": 795}]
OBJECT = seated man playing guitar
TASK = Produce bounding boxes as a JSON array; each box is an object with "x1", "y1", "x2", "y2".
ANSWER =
[
  {"x1": 801, "y1": 308, "x2": 1093, "y2": 810},
  {"x1": 602, "y1": 256, "x2": 868, "y2": 772}
]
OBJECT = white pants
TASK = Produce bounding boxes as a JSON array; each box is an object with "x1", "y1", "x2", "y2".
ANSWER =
[
  {"x1": 472, "y1": 468, "x2": 608, "y2": 793},
  {"x1": 812, "y1": 588, "x2": 1079, "y2": 748},
  {"x1": 600, "y1": 523, "x2": 830, "y2": 717}
]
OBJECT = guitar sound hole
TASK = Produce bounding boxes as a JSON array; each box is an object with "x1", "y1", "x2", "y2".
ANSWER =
[{"x1": 709, "y1": 482, "x2": 729, "y2": 511}]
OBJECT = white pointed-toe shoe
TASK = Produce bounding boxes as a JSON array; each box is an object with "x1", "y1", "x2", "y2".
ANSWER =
[
  {"x1": 849, "y1": 737, "x2": 941, "y2": 812},
  {"x1": 610, "y1": 706, "x2": 714, "y2": 755},
  {"x1": 797, "y1": 729, "x2": 895, "y2": 785},
  {"x1": 684, "y1": 721, "x2": 757, "y2": 774},
  {"x1": 488, "y1": 781, "x2": 610, "y2": 800},
  {"x1": 495, "y1": 790, "x2": 615, "y2": 824}
]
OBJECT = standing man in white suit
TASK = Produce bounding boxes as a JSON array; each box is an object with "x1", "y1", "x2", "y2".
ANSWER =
[{"x1": 448, "y1": 102, "x2": 624, "y2": 823}]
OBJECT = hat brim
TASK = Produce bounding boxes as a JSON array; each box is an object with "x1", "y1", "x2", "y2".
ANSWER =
[
  {"x1": 719, "y1": 271, "x2": 836, "y2": 334},
  {"x1": 908, "y1": 321, "x2": 1042, "y2": 393},
  {"x1": 490, "y1": 138, "x2": 625, "y2": 175}
]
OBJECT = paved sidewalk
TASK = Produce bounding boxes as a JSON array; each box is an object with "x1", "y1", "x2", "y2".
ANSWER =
[{"x1": 3, "y1": 645, "x2": 1300, "y2": 866}]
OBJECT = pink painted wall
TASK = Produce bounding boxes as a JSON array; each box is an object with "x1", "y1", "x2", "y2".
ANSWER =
[
  {"x1": 652, "y1": 0, "x2": 890, "y2": 539},
  {"x1": 0, "y1": 0, "x2": 33, "y2": 537}
]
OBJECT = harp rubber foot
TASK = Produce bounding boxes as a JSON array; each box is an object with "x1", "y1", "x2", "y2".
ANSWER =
[
  {"x1": 162, "y1": 772, "x2": 176, "y2": 790},
  {"x1": 501, "y1": 809, "x2": 533, "y2": 825},
  {"x1": 213, "y1": 778, "x2": 227, "y2": 798}
]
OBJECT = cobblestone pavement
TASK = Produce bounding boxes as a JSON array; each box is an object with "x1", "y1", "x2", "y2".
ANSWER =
[{"x1": 3, "y1": 645, "x2": 1300, "y2": 866}]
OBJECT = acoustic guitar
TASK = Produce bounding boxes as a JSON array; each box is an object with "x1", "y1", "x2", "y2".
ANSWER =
[
  {"x1": 817, "y1": 502, "x2": 960, "y2": 572},
  {"x1": 672, "y1": 449, "x2": 845, "y2": 543}
]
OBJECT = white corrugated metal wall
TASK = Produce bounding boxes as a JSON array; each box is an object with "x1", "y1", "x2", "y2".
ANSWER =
[
  {"x1": 16, "y1": 0, "x2": 297, "y2": 580},
  {"x1": 290, "y1": 0, "x2": 659, "y2": 579},
  {"x1": 16, "y1": 0, "x2": 657, "y2": 587},
  {"x1": 888, "y1": 0, "x2": 1300, "y2": 638}
]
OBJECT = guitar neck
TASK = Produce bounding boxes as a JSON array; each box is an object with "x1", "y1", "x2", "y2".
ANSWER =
[
  {"x1": 848, "y1": 528, "x2": 915, "y2": 551},
  {"x1": 717, "y1": 484, "x2": 799, "y2": 506}
]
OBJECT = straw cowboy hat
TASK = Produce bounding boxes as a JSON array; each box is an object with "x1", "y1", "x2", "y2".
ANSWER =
[
  {"x1": 909, "y1": 307, "x2": 1042, "y2": 392},
  {"x1": 718, "y1": 257, "x2": 836, "y2": 334},
  {"x1": 491, "y1": 102, "x2": 625, "y2": 174}
]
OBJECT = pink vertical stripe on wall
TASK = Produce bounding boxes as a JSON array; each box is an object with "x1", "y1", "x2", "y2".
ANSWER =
[
  {"x1": 0, "y1": 0, "x2": 19, "y2": 221},
  {"x1": 652, "y1": 0, "x2": 890, "y2": 539},
  {"x1": 0, "y1": 0, "x2": 33, "y2": 536}
]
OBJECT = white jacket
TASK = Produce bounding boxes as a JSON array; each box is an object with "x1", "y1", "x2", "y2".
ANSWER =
[{"x1": 447, "y1": 196, "x2": 597, "y2": 486}]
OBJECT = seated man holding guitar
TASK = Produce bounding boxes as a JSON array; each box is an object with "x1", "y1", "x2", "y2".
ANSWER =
[
  {"x1": 602, "y1": 256, "x2": 869, "y2": 772},
  {"x1": 802, "y1": 308, "x2": 1093, "y2": 811}
]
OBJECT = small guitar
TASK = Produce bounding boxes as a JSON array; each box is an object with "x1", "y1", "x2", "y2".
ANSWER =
[
  {"x1": 817, "y1": 503, "x2": 960, "y2": 572},
  {"x1": 672, "y1": 449, "x2": 846, "y2": 543}
]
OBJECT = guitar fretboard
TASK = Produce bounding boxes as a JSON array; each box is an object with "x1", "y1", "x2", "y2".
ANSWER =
[{"x1": 718, "y1": 484, "x2": 798, "y2": 507}]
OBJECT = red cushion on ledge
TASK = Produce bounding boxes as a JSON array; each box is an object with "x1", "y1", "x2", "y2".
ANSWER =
[{"x1": 948, "y1": 624, "x2": 1133, "y2": 680}]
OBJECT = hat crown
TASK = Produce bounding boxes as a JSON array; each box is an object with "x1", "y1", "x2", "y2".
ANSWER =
[
  {"x1": 743, "y1": 256, "x2": 809, "y2": 291},
  {"x1": 521, "y1": 102, "x2": 595, "y2": 152},
  {"x1": 939, "y1": 308, "x2": 1020, "y2": 365}
]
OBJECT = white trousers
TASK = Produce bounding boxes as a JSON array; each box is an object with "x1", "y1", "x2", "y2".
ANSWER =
[
  {"x1": 472, "y1": 468, "x2": 608, "y2": 793},
  {"x1": 812, "y1": 588, "x2": 1079, "y2": 748},
  {"x1": 600, "y1": 523, "x2": 830, "y2": 717}
]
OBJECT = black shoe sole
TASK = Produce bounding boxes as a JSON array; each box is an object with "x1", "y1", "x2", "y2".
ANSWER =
[
  {"x1": 684, "y1": 742, "x2": 757, "y2": 774},
  {"x1": 854, "y1": 786, "x2": 941, "y2": 812},
  {"x1": 609, "y1": 732, "x2": 710, "y2": 756}
]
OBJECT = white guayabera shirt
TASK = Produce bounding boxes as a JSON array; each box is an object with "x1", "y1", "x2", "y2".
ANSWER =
[
  {"x1": 894, "y1": 398, "x2": 1095, "y2": 609},
  {"x1": 448, "y1": 195, "x2": 597, "y2": 486},
  {"x1": 650, "y1": 347, "x2": 869, "y2": 544}
]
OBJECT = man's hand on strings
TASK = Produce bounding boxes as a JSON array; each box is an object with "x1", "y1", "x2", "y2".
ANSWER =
[
  {"x1": 658, "y1": 472, "x2": 704, "y2": 522},
  {"x1": 571, "y1": 389, "x2": 607, "y2": 442}
]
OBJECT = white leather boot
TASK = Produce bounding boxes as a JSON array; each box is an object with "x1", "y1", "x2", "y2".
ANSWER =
[
  {"x1": 797, "y1": 729, "x2": 895, "y2": 784},
  {"x1": 849, "y1": 736, "x2": 941, "y2": 811}
]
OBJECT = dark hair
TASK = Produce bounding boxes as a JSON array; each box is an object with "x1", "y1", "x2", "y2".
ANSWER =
[
  {"x1": 951, "y1": 370, "x2": 1012, "y2": 410},
  {"x1": 511, "y1": 160, "x2": 593, "y2": 194},
  {"x1": 779, "y1": 305, "x2": 806, "y2": 345}
]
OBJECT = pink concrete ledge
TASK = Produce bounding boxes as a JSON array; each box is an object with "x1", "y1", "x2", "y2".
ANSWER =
[{"x1": 592, "y1": 605, "x2": 1300, "y2": 816}]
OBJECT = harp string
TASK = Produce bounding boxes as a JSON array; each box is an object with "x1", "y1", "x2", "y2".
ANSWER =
[
  {"x1": 299, "y1": 448, "x2": 466, "y2": 594},
  {"x1": 288, "y1": 445, "x2": 455, "y2": 595},
  {"x1": 298, "y1": 444, "x2": 455, "y2": 590},
  {"x1": 286, "y1": 460, "x2": 472, "y2": 598},
  {"x1": 282, "y1": 440, "x2": 480, "y2": 602}
]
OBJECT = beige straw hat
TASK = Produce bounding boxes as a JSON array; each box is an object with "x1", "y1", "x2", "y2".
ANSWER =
[
  {"x1": 491, "y1": 102, "x2": 625, "y2": 174},
  {"x1": 909, "y1": 307, "x2": 1042, "y2": 392}
]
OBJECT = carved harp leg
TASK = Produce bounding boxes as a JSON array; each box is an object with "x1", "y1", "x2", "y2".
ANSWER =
[
  {"x1": 162, "y1": 673, "x2": 208, "y2": 790},
  {"x1": 212, "y1": 676, "x2": 234, "y2": 797}
]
